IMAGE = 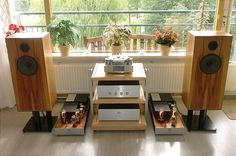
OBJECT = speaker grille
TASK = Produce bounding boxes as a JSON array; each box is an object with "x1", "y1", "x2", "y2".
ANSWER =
[
  {"x1": 200, "y1": 54, "x2": 221, "y2": 74},
  {"x1": 17, "y1": 56, "x2": 38, "y2": 76}
]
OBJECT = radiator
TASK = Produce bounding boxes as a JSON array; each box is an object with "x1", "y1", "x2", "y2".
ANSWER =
[
  {"x1": 54, "y1": 63, "x2": 94, "y2": 93},
  {"x1": 54, "y1": 63, "x2": 236, "y2": 94},
  {"x1": 144, "y1": 63, "x2": 184, "y2": 93}
]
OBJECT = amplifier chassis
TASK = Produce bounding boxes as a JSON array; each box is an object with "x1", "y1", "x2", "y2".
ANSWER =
[
  {"x1": 53, "y1": 94, "x2": 90, "y2": 135},
  {"x1": 148, "y1": 93, "x2": 186, "y2": 135}
]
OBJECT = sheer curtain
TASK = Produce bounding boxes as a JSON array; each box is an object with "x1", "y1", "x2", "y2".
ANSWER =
[{"x1": 0, "y1": 0, "x2": 16, "y2": 109}]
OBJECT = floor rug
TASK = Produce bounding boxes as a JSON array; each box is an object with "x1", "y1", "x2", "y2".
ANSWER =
[{"x1": 222, "y1": 99, "x2": 236, "y2": 120}]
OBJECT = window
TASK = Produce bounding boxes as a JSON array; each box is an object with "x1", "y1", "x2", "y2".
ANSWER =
[
  {"x1": 51, "y1": 0, "x2": 216, "y2": 49},
  {"x1": 13, "y1": 0, "x2": 236, "y2": 61},
  {"x1": 230, "y1": 1, "x2": 236, "y2": 62},
  {"x1": 14, "y1": 0, "x2": 46, "y2": 31}
]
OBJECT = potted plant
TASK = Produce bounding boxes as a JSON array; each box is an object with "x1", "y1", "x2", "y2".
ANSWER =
[
  {"x1": 154, "y1": 28, "x2": 178, "y2": 56},
  {"x1": 6, "y1": 24, "x2": 25, "y2": 36},
  {"x1": 103, "y1": 24, "x2": 131, "y2": 55},
  {"x1": 47, "y1": 20, "x2": 80, "y2": 56}
]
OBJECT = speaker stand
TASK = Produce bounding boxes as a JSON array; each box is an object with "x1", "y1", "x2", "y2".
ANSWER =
[
  {"x1": 23, "y1": 111, "x2": 57, "y2": 132},
  {"x1": 182, "y1": 110, "x2": 216, "y2": 132}
]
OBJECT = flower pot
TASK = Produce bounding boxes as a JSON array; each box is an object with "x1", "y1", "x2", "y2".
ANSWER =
[
  {"x1": 111, "y1": 44, "x2": 123, "y2": 55},
  {"x1": 58, "y1": 45, "x2": 70, "y2": 56},
  {"x1": 159, "y1": 44, "x2": 171, "y2": 56}
]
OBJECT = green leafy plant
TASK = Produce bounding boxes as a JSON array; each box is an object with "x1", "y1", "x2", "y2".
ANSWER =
[
  {"x1": 103, "y1": 24, "x2": 131, "y2": 46},
  {"x1": 47, "y1": 20, "x2": 80, "y2": 47}
]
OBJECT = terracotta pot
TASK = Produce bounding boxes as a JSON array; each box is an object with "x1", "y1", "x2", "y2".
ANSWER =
[
  {"x1": 111, "y1": 44, "x2": 123, "y2": 55},
  {"x1": 159, "y1": 44, "x2": 171, "y2": 56},
  {"x1": 58, "y1": 45, "x2": 70, "y2": 56}
]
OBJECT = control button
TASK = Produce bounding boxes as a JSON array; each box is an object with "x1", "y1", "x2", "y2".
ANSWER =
[
  {"x1": 120, "y1": 92, "x2": 123, "y2": 96},
  {"x1": 108, "y1": 92, "x2": 111, "y2": 95},
  {"x1": 126, "y1": 92, "x2": 129, "y2": 95},
  {"x1": 114, "y1": 92, "x2": 117, "y2": 95}
]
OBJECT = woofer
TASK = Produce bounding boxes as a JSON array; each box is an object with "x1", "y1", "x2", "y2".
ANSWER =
[
  {"x1": 200, "y1": 54, "x2": 221, "y2": 74},
  {"x1": 17, "y1": 55, "x2": 38, "y2": 76}
]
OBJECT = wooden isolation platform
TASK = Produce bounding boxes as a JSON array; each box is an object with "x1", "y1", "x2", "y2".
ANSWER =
[
  {"x1": 53, "y1": 105, "x2": 90, "y2": 135},
  {"x1": 91, "y1": 114, "x2": 147, "y2": 131},
  {"x1": 148, "y1": 101, "x2": 186, "y2": 135}
]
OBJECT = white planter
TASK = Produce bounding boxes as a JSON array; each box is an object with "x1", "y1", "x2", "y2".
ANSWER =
[
  {"x1": 111, "y1": 45, "x2": 123, "y2": 55},
  {"x1": 159, "y1": 45, "x2": 171, "y2": 56}
]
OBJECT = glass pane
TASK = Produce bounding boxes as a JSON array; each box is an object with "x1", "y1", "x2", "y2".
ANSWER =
[
  {"x1": 13, "y1": 0, "x2": 46, "y2": 28},
  {"x1": 14, "y1": 0, "x2": 44, "y2": 11},
  {"x1": 230, "y1": 1, "x2": 236, "y2": 62},
  {"x1": 51, "y1": 0, "x2": 216, "y2": 50},
  {"x1": 13, "y1": 0, "x2": 217, "y2": 51}
]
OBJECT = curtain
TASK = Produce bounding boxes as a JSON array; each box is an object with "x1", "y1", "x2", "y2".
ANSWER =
[{"x1": 0, "y1": 0, "x2": 16, "y2": 109}]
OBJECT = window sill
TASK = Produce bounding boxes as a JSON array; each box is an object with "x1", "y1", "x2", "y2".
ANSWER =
[{"x1": 53, "y1": 50, "x2": 186, "y2": 64}]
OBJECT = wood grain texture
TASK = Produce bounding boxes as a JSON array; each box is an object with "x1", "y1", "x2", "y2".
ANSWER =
[
  {"x1": 129, "y1": 34, "x2": 157, "y2": 50},
  {"x1": 83, "y1": 34, "x2": 157, "y2": 51},
  {"x1": 83, "y1": 36, "x2": 104, "y2": 50},
  {"x1": 182, "y1": 31, "x2": 232, "y2": 110},
  {"x1": 5, "y1": 32, "x2": 56, "y2": 111}
]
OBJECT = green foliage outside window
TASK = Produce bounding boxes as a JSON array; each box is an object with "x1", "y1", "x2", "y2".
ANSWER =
[{"x1": 14, "y1": 0, "x2": 216, "y2": 49}]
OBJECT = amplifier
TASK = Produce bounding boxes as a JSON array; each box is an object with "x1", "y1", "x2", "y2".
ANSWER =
[
  {"x1": 150, "y1": 93, "x2": 175, "y2": 122},
  {"x1": 61, "y1": 104, "x2": 78, "y2": 121},
  {"x1": 148, "y1": 93, "x2": 186, "y2": 134},
  {"x1": 98, "y1": 104, "x2": 140, "y2": 121},
  {"x1": 53, "y1": 93, "x2": 90, "y2": 135},
  {"x1": 97, "y1": 81, "x2": 140, "y2": 98}
]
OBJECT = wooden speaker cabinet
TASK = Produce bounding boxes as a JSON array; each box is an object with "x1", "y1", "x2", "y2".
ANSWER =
[
  {"x1": 182, "y1": 31, "x2": 232, "y2": 110},
  {"x1": 6, "y1": 32, "x2": 56, "y2": 112}
]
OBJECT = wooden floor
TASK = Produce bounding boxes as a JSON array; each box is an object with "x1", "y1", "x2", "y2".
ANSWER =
[{"x1": 0, "y1": 97, "x2": 236, "y2": 156}]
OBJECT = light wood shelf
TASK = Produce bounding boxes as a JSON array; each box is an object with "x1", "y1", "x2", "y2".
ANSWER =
[
  {"x1": 91, "y1": 114, "x2": 147, "y2": 131},
  {"x1": 90, "y1": 63, "x2": 147, "y2": 131}
]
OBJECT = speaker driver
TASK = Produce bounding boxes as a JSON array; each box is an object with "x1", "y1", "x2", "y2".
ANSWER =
[
  {"x1": 17, "y1": 56, "x2": 38, "y2": 76},
  {"x1": 200, "y1": 54, "x2": 221, "y2": 74},
  {"x1": 208, "y1": 41, "x2": 218, "y2": 51},
  {"x1": 20, "y1": 43, "x2": 30, "y2": 53}
]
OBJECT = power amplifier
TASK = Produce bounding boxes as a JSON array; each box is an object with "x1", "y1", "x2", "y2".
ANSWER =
[
  {"x1": 97, "y1": 80, "x2": 140, "y2": 98},
  {"x1": 98, "y1": 104, "x2": 140, "y2": 120}
]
